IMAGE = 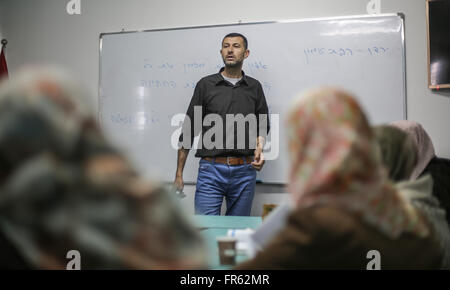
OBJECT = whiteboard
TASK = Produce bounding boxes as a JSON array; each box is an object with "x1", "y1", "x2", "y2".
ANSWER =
[{"x1": 99, "y1": 14, "x2": 406, "y2": 184}]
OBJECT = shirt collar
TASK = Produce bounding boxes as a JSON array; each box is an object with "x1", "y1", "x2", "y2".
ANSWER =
[{"x1": 215, "y1": 67, "x2": 249, "y2": 86}]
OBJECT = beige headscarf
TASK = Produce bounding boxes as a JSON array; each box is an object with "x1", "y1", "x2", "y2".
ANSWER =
[{"x1": 390, "y1": 120, "x2": 436, "y2": 180}]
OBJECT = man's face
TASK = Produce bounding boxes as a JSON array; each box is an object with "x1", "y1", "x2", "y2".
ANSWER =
[{"x1": 220, "y1": 37, "x2": 249, "y2": 68}]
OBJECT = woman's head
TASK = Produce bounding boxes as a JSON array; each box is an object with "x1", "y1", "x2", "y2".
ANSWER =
[
  {"x1": 390, "y1": 120, "x2": 435, "y2": 179},
  {"x1": 286, "y1": 88, "x2": 381, "y2": 205},
  {"x1": 0, "y1": 66, "x2": 99, "y2": 181},
  {"x1": 373, "y1": 125, "x2": 417, "y2": 182},
  {"x1": 285, "y1": 88, "x2": 429, "y2": 239},
  {"x1": 0, "y1": 67, "x2": 206, "y2": 269}
]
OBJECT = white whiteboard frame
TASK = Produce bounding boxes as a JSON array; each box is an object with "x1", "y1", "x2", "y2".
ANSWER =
[{"x1": 98, "y1": 13, "x2": 407, "y2": 185}]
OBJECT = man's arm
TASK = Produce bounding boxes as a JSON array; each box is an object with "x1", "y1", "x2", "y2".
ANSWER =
[
  {"x1": 174, "y1": 81, "x2": 203, "y2": 190},
  {"x1": 174, "y1": 148, "x2": 189, "y2": 191},
  {"x1": 251, "y1": 136, "x2": 265, "y2": 171},
  {"x1": 252, "y1": 83, "x2": 270, "y2": 171}
]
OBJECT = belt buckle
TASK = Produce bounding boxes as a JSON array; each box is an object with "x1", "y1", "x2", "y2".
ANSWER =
[{"x1": 226, "y1": 157, "x2": 232, "y2": 165}]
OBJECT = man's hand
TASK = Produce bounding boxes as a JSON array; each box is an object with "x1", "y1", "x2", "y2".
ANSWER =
[
  {"x1": 251, "y1": 137, "x2": 265, "y2": 171},
  {"x1": 174, "y1": 148, "x2": 189, "y2": 191},
  {"x1": 174, "y1": 175, "x2": 184, "y2": 191},
  {"x1": 251, "y1": 147, "x2": 265, "y2": 171}
]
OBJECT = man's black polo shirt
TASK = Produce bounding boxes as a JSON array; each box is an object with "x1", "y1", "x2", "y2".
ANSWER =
[{"x1": 179, "y1": 68, "x2": 270, "y2": 158}]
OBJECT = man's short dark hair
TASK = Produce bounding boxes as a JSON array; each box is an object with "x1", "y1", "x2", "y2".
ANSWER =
[{"x1": 222, "y1": 33, "x2": 248, "y2": 50}]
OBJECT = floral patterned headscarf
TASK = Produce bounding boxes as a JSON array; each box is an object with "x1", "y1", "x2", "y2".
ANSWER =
[
  {"x1": 0, "y1": 67, "x2": 205, "y2": 269},
  {"x1": 286, "y1": 88, "x2": 429, "y2": 239}
]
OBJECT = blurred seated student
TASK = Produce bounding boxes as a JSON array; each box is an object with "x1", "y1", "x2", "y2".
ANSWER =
[
  {"x1": 235, "y1": 88, "x2": 441, "y2": 270},
  {"x1": 0, "y1": 67, "x2": 206, "y2": 269},
  {"x1": 390, "y1": 120, "x2": 450, "y2": 226},
  {"x1": 374, "y1": 125, "x2": 449, "y2": 269}
]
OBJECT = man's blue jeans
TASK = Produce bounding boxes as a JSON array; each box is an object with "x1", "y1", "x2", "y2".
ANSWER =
[{"x1": 195, "y1": 158, "x2": 256, "y2": 216}]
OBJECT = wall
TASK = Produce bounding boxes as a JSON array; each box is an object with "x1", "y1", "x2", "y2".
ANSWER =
[{"x1": 1, "y1": 0, "x2": 449, "y2": 214}]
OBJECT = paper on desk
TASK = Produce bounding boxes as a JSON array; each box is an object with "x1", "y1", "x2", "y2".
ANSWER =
[
  {"x1": 249, "y1": 201, "x2": 293, "y2": 253},
  {"x1": 227, "y1": 228, "x2": 255, "y2": 257}
]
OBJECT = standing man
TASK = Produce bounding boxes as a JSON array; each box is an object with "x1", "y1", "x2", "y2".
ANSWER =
[{"x1": 174, "y1": 33, "x2": 270, "y2": 216}]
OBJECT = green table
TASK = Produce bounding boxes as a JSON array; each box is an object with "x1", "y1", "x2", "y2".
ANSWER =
[{"x1": 192, "y1": 215, "x2": 262, "y2": 269}]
